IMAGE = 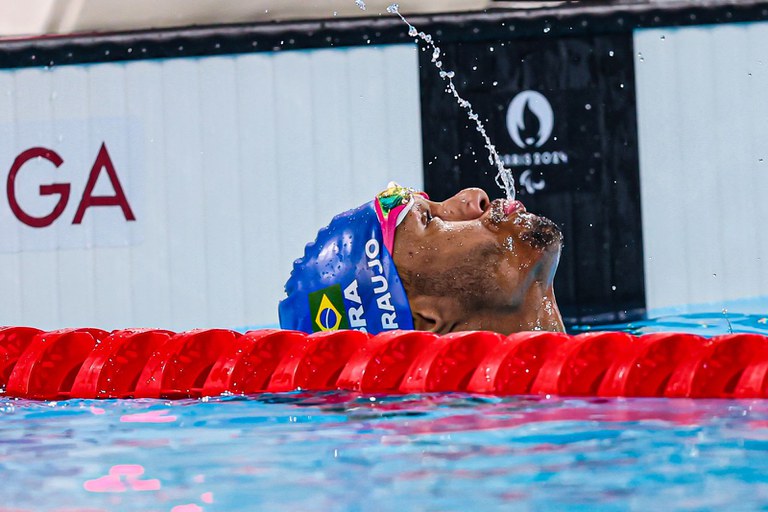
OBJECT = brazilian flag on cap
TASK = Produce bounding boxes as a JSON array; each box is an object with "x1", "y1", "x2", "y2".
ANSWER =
[{"x1": 309, "y1": 285, "x2": 349, "y2": 332}]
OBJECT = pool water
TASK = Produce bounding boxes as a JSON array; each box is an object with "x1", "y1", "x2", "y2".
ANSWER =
[
  {"x1": 574, "y1": 311, "x2": 768, "y2": 337},
  {"x1": 4, "y1": 314, "x2": 768, "y2": 512}
]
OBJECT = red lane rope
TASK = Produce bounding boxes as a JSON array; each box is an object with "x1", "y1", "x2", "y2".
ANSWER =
[{"x1": 1, "y1": 327, "x2": 767, "y2": 400}]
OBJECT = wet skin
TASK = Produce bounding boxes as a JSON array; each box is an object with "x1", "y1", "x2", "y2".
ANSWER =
[{"x1": 392, "y1": 188, "x2": 565, "y2": 335}]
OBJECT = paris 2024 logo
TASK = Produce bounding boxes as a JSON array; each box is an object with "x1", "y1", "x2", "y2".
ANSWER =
[{"x1": 504, "y1": 90, "x2": 569, "y2": 195}]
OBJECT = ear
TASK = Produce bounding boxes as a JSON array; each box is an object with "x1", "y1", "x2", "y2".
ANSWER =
[{"x1": 408, "y1": 295, "x2": 460, "y2": 334}]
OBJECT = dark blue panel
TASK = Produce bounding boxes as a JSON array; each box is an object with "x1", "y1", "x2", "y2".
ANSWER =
[{"x1": 419, "y1": 32, "x2": 645, "y2": 326}]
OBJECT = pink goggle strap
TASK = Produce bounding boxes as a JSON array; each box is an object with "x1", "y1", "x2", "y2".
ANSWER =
[{"x1": 374, "y1": 183, "x2": 428, "y2": 255}]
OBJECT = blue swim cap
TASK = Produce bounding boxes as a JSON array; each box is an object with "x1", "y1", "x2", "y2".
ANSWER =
[{"x1": 279, "y1": 184, "x2": 422, "y2": 335}]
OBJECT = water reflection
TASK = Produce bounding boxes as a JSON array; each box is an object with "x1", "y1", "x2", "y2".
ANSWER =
[{"x1": 2, "y1": 394, "x2": 768, "y2": 511}]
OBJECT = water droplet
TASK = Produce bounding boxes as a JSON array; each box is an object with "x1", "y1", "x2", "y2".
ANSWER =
[
  {"x1": 387, "y1": 8, "x2": 516, "y2": 200},
  {"x1": 355, "y1": 0, "x2": 366, "y2": 10},
  {"x1": 386, "y1": 4, "x2": 399, "y2": 14},
  {"x1": 609, "y1": 50, "x2": 615, "y2": 57},
  {"x1": 585, "y1": 104, "x2": 592, "y2": 110}
]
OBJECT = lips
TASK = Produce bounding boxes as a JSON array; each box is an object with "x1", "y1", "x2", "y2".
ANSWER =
[
  {"x1": 488, "y1": 199, "x2": 525, "y2": 224},
  {"x1": 503, "y1": 200, "x2": 525, "y2": 215}
]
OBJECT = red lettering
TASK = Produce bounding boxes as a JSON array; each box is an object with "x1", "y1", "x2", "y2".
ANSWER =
[
  {"x1": 72, "y1": 143, "x2": 135, "y2": 224},
  {"x1": 7, "y1": 147, "x2": 70, "y2": 228}
]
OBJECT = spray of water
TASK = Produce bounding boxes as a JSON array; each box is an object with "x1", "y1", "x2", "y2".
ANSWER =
[{"x1": 361, "y1": 3, "x2": 516, "y2": 201}]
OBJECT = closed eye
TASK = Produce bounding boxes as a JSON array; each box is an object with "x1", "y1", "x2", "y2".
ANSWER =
[{"x1": 421, "y1": 209, "x2": 433, "y2": 227}]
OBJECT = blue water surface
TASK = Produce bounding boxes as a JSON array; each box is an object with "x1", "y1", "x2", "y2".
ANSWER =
[{"x1": 3, "y1": 314, "x2": 768, "y2": 512}]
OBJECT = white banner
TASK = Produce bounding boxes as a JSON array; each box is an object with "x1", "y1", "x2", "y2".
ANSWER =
[
  {"x1": 0, "y1": 46, "x2": 423, "y2": 330},
  {"x1": 0, "y1": 118, "x2": 144, "y2": 252}
]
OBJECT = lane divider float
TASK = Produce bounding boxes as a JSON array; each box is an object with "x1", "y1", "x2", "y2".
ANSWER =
[{"x1": 1, "y1": 327, "x2": 767, "y2": 400}]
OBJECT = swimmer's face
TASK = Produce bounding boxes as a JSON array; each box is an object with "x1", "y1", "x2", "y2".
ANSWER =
[{"x1": 392, "y1": 188, "x2": 562, "y2": 333}]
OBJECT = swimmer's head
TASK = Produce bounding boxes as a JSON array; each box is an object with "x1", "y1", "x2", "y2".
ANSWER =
[
  {"x1": 391, "y1": 188, "x2": 563, "y2": 334},
  {"x1": 279, "y1": 183, "x2": 564, "y2": 335},
  {"x1": 278, "y1": 182, "x2": 422, "y2": 334}
]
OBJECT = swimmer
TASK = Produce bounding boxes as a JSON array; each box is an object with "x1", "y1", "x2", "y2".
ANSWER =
[{"x1": 279, "y1": 182, "x2": 564, "y2": 335}]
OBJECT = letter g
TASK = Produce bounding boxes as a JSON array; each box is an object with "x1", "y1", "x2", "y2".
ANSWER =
[{"x1": 7, "y1": 147, "x2": 70, "y2": 228}]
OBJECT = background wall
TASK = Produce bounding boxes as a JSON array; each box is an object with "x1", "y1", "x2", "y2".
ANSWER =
[
  {"x1": 0, "y1": 44, "x2": 423, "y2": 330},
  {"x1": 634, "y1": 21, "x2": 768, "y2": 314},
  {"x1": 3, "y1": 2, "x2": 768, "y2": 331}
]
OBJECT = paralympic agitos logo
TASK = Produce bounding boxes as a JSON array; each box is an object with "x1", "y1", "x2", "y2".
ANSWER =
[{"x1": 502, "y1": 90, "x2": 569, "y2": 195}]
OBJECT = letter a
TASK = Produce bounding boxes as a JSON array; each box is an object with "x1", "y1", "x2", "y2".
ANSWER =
[
  {"x1": 72, "y1": 143, "x2": 136, "y2": 224},
  {"x1": 344, "y1": 280, "x2": 362, "y2": 304},
  {"x1": 376, "y1": 292, "x2": 395, "y2": 312}
]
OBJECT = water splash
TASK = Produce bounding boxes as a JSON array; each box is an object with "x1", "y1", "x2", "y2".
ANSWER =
[{"x1": 381, "y1": 3, "x2": 516, "y2": 200}]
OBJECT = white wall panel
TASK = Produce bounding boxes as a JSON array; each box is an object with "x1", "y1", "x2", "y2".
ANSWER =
[
  {"x1": 125, "y1": 61, "x2": 170, "y2": 328},
  {"x1": 0, "y1": 44, "x2": 423, "y2": 330},
  {"x1": 274, "y1": 50, "x2": 317, "y2": 300},
  {"x1": 52, "y1": 65, "x2": 96, "y2": 327},
  {"x1": 747, "y1": 26, "x2": 768, "y2": 299},
  {"x1": 199, "y1": 57, "x2": 246, "y2": 328},
  {"x1": 311, "y1": 49, "x2": 354, "y2": 220},
  {"x1": 635, "y1": 23, "x2": 768, "y2": 314},
  {"x1": 14, "y1": 68, "x2": 60, "y2": 328},
  {"x1": 88, "y1": 64, "x2": 134, "y2": 329},
  {"x1": 235, "y1": 54, "x2": 281, "y2": 329},
  {"x1": 161, "y1": 59, "x2": 208, "y2": 328},
  {"x1": 0, "y1": 71, "x2": 21, "y2": 323}
]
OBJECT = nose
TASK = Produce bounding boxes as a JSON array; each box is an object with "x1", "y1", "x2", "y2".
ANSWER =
[{"x1": 437, "y1": 188, "x2": 490, "y2": 221}]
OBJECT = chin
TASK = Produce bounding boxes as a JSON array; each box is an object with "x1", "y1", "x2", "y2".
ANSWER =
[{"x1": 520, "y1": 214, "x2": 563, "y2": 251}]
